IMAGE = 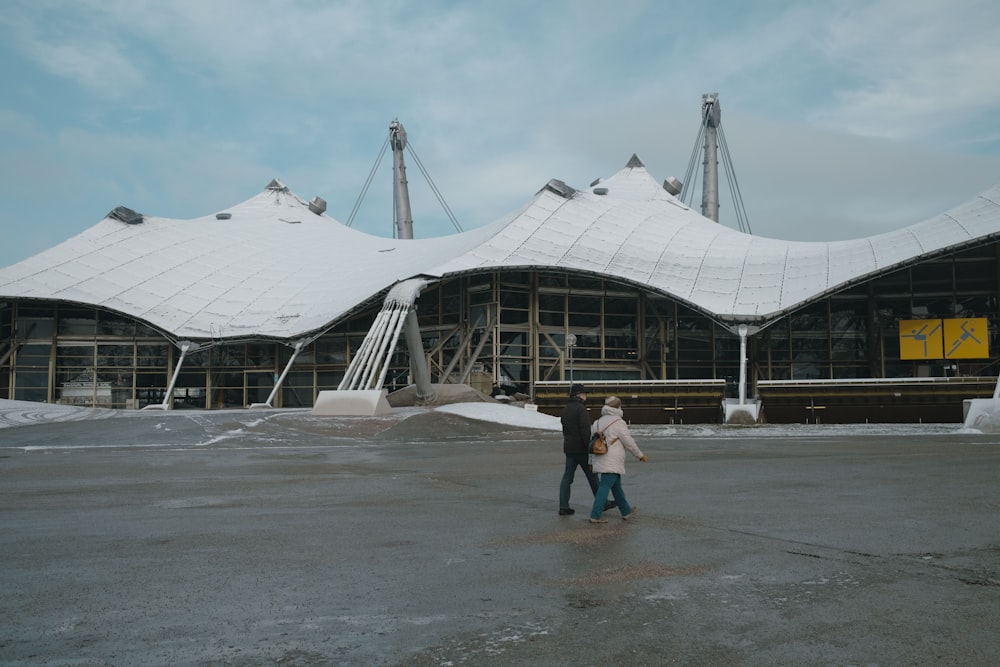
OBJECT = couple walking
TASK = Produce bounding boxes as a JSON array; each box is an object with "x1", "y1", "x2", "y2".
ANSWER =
[{"x1": 559, "y1": 383, "x2": 646, "y2": 523}]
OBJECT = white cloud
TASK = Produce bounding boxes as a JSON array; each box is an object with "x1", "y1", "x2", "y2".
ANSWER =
[
  {"x1": 0, "y1": 0, "x2": 999, "y2": 268},
  {"x1": 812, "y1": 0, "x2": 1000, "y2": 146},
  {"x1": 0, "y1": 2, "x2": 145, "y2": 98}
]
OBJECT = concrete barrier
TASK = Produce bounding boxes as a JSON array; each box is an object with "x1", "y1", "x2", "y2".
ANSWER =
[{"x1": 312, "y1": 389, "x2": 392, "y2": 416}]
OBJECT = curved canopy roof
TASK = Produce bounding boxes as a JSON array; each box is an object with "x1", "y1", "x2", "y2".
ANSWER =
[
  {"x1": 429, "y1": 161, "x2": 1000, "y2": 325},
  {"x1": 1, "y1": 160, "x2": 998, "y2": 342},
  {"x1": 0, "y1": 181, "x2": 498, "y2": 340}
]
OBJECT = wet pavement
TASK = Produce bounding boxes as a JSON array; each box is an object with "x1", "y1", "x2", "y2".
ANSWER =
[{"x1": 1, "y1": 408, "x2": 998, "y2": 666}]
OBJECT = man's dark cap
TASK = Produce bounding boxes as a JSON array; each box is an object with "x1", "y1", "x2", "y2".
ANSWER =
[{"x1": 570, "y1": 383, "x2": 587, "y2": 396}]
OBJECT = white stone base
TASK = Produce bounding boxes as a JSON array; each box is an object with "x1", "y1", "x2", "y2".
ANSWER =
[
  {"x1": 312, "y1": 389, "x2": 393, "y2": 416},
  {"x1": 724, "y1": 398, "x2": 761, "y2": 424},
  {"x1": 962, "y1": 398, "x2": 1000, "y2": 432}
]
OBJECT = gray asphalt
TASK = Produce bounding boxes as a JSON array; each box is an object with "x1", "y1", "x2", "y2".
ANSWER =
[{"x1": 1, "y1": 409, "x2": 998, "y2": 666}]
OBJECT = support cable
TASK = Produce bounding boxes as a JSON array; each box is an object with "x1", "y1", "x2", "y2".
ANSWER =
[
  {"x1": 718, "y1": 125, "x2": 752, "y2": 234},
  {"x1": 405, "y1": 143, "x2": 463, "y2": 232},
  {"x1": 680, "y1": 120, "x2": 707, "y2": 207},
  {"x1": 347, "y1": 136, "x2": 390, "y2": 228},
  {"x1": 679, "y1": 99, "x2": 753, "y2": 234},
  {"x1": 349, "y1": 129, "x2": 463, "y2": 234}
]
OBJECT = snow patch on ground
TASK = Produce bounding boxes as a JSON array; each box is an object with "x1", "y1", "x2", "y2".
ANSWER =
[
  {"x1": 0, "y1": 398, "x2": 970, "y2": 436},
  {"x1": 434, "y1": 402, "x2": 561, "y2": 431}
]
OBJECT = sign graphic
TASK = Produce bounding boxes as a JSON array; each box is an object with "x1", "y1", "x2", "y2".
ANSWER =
[
  {"x1": 943, "y1": 317, "x2": 988, "y2": 359},
  {"x1": 899, "y1": 320, "x2": 944, "y2": 360},
  {"x1": 899, "y1": 318, "x2": 989, "y2": 360}
]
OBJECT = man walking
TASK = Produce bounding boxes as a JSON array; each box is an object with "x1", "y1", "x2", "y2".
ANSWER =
[{"x1": 559, "y1": 384, "x2": 614, "y2": 515}]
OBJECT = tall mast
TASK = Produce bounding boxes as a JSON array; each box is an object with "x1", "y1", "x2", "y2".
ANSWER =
[
  {"x1": 389, "y1": 120, "x2": 414, "y2": 239},
  {"x1": 701, "y1": 93, "x2": 721, "y2": 222}
]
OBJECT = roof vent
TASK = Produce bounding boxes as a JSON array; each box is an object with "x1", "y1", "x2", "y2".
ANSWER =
[
  {"x1": 662, "y1": 177, "x2": 682, "y2": 196},
  {"x1": 308, "y1": 196, "x2": 327, "y2": 215},
  {"x1": 540, "y1": 179, "x2": 577, "y2": 199},
  {"x1": 593, "y1": 187, "x2": 608, "y2": 196},
  {"x1": 589, "y1": 178, "x2": 601, "y2": 187},
  {"x1": 216, "y1": 212, "x2": 232, "y2": 220},
  {"x1": 107, "y1": 206, "x2": 143, "y2": 224}
]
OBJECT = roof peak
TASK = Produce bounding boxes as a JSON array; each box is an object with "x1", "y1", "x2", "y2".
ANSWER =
[{"x1": 626, "y1": 154, "x2": 644, "y2": 169}]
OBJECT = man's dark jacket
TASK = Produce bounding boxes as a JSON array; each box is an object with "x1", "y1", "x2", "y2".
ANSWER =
[{"x1": 560, "y1": 396, "x2": 591, "y2": 454}]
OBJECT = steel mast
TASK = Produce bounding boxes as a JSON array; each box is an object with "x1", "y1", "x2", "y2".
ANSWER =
[
  {"x1": 679, "y1": 94, "x2": 752, "y2": 234},
  {"x1": 700, "y1": 93, "x2": 721, "y2": 222},
  {"x1": 389, "y1": 120, "x2": 414, "y2": 239}
]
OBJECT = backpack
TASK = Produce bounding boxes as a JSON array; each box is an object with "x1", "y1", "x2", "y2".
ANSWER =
[{"x1": 588, "y1": 418, "x2": 621, "y2": 455}]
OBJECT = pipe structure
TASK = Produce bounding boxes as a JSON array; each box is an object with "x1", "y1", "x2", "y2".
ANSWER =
[
  {"x1": 146, "y1": 340, "x2": 197, "y2": 410},
  {"x1": 339, "y1": 304, "x2": 406, "y2": 391},
  {"x1": 738, "y1": 324, "x2": 748, "y2": 405},
  {"x1": 257, "y1": 338, "x2": 307, "y2": 408},
  {"x1": 440, "y1": 311, "x2": 488, "y2": 384},
  {"x1": 336, "y1": 278, "x2": 434, "y2": 402},
  {"x1": 404, "y1": 309, "x2": 435, "y2": 403},
  {"x1": 459, "y1": 326, "x2": 493, "y2": 385}
]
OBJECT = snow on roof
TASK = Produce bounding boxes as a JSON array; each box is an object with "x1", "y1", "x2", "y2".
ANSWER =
[
  {"x1": 427, "y1": 162, "x2": 1000, "y2": 324},
  {"x1": 1, "y1": 160, "x2": 998, "y2": 341},
  {"x1": 0, "y1": 182, "x2": 496, "y2": 340}
]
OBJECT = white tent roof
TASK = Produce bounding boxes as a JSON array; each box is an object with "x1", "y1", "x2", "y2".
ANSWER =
[
  {"x1": 0, "y1": 181, "x2": 496, "y2": 340},
  {"x1": 1, "y1": 162, "x2": 998, "y2": 341},
  {"x1": 428, "y1": 161, "x2": 1000, "y2": 324}
]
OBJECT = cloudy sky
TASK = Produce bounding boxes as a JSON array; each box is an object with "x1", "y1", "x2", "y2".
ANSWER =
[{"x1": 1, "y1": 0, "x2": 998, "y2": 268}]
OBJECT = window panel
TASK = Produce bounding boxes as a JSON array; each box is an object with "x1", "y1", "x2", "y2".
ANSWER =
[
  {"x1": 58, "y1": 308, "x2": 97, "y2": 336},
  {"x1": 568, "y1": 312, "x2": 600, "y2": 328},
  {"x1": 98, "y1": 312, "x2": 136, "y2": 337},
  {"x1": 604, "y1": 297, "x2": 637, "y2": 316},
  {"x1": 16, "y1": 344, "x2": 52, "y2": 366},
  {"x1": 955, "y1": 260, "x2": 995, "y2": 291},
  {"x1": 500, "y1": 290, "x2": 529, "y2": 309},
  {"x1": 17, "y1": 316, "x2": 54, "y2": 339},
  {"x1": 14, "y1": 371, "x2": 48, "y2": 401},
  {"x1": 136, "y1": 344, "x2": 169, "y2": 368},
  {"x1": 911, "y1": 261, "x2": 953, "y2": 292},
  {"x1": 538, "y1": 294, "x2": 564, "y2": 311},
  {"x1": 97, "y1": 345, "x2": 135, "y2": 367},
  {"x1": 57, "y1": 344, "x2": 95, "y2": 367},
  {"x1": 539, "y1": 311, "x2": 564, "y2": 326},
  {"x1": 499, "y1": 331, "x2": 528, "y2": 357},
  {"x1": 501, "y1": 308, "x2": 529, "y2": 325}
]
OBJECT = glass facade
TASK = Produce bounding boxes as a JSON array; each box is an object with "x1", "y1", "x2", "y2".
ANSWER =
[
  {"x1": 755, "y1": 243, "x2": 999, "y2": 380},
  {"x1": 1, "y1": 242, "x2": 997, "y2": 411}
]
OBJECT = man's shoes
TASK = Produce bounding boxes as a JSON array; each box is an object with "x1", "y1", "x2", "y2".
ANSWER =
[
  {"x1": 622, "y1": 507, "x2": 638, "y2": 521},
  {"x1": 558, "y1": 508, "x2": 575, "y2": 515},
  {"x1": 603, "y1": 500, "x2": 618, "y2": 511},
  {"x1": 589, "y1": 517, "x2": 608, "y2": 524}
]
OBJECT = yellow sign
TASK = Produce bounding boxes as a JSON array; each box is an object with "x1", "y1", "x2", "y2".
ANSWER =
[
  {"x1": 899, "y1": 319, "x2": 943, "y2": 360},
  {"x1": 943, "y1": 317, "x2": 989, "y2": 359},
  {"x1": 899, "y1": 318, "x2": 989, "y2": 360}
]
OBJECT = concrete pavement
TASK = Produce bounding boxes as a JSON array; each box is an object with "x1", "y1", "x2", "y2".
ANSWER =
[{"x1": 1, "y1": 409, "x2": 998, "y2": 665}]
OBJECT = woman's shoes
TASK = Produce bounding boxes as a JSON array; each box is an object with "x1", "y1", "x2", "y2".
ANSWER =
[
  {"x1": 622, "y1": 507, "x2": 638, "y2": 520},
  {"x1": 589, "y1": 517, "x2": 608, "y2": 524}
]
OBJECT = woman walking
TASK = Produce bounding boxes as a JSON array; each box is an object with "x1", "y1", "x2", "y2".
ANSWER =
[{"x1": 589, "y1": 396, "x2": 647, "y2": 523}]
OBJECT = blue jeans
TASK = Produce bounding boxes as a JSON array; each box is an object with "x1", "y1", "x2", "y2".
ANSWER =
[
  {"x1": 559, "y1": 453, "x2": 599, "y2": 509},
  {"x1": 590, "y1": 473, "x2": 632, "y2": 519}
]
